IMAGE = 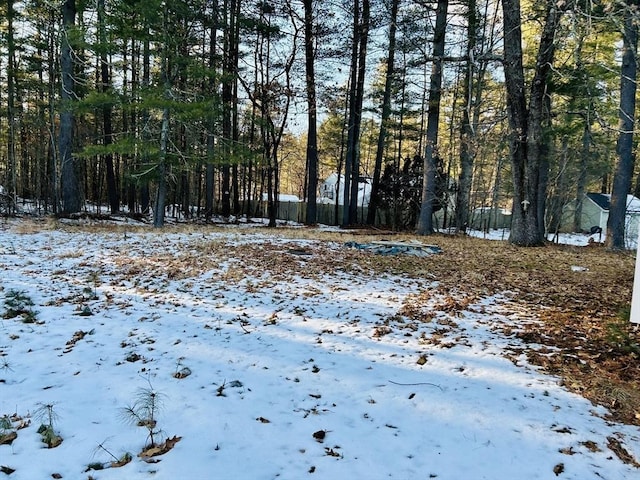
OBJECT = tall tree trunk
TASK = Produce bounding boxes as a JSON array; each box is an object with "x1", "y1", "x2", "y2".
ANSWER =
[
  {"x1": 416, "y1": 0, "x2": 448, "y2": 235},
  {"x1": 606, "y1": 0, "x2": 638, "y2": 249},
  {"x1": 153, "y1": 107, "x2": 170, "y2": 227},
  {"x1": 348, "y1": 0, "x2": 370, "y2": 224},
  {"x1": 153, "y1": 5, "x2": 173, "y2": 228},
  {"x1": 537, "y1": 94, "x2": 553, "y2": 239},
  {"x1": 455, "y1": 0, "x2": 477, "y2": 232},
  {"x1": 60, "y1": 0, "x2": 82, "y2": 214},
  {"x1": 304, "y1": 0, "x2": 319, "y2": 225},
  {"x1": 205, "y1": 0, "x2": 219, "y2": 220},
  {"x1": 342, "y1": 0, "x2": 360, "y2": 225},
  {"x1": 47, "y1": 8, "x2": 59, "y2": 213},
  {"x1": 98, "y1": 0, "x2": 119, "y2": 213},
  {"x1": 367, "y1": 0, "x2": 399, "y2": 226},
  {"x1": 502, "y1": 0, "x2": 560, "y2": 246},
  {"x1": 7, "y1": 0, "x2": 17, "y2": 212},
  {"x1": 221, "y1": 0, "x2": 238, "y2": 218},
  {"x1": 140, "y1": 35, "x2": 151, "y2": 215}
]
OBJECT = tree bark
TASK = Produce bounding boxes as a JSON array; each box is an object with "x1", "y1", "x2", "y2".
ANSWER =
[
  {"x1": 7, "y1": 0, "x2": 17, "y2": 211},
  {"x1": 348, "y1": 0, "x2": 370, "y2": 224},
  {"x1": 60, "y1": 0, "x2": 83, "y2": 214},
  {"x1": 454, "y1": 0, "x2": 477, "y2": 232},
  {"x1": 606, "y1": 0, "x2": 638, "y2": 249},
  {"x1": 367, "y1": 0, "x2": 399, "y2": 226},
  {"x1": 304, "y1": 0, "x2": 319, "y2": 225},
  {"x1": 205, "y1": 0, "x2": 218, "y2": 221},
  {"x1": 502, "y1": 0, "x2": 560, "y2": 246},
  {"x1": 416, "y1": 0, "x2": 448, "y2": 235},
  {"x1": 342, "y1": 0, "x2": 360, "y2": 225},
  {"x1": 98, "y1": 0, "x2": 119, "y2": 213}
]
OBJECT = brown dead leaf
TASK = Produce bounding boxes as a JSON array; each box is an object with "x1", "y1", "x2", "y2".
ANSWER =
[
  {"x1": 0, "y1": 431, "x2": 17, "y2": 445},
  {"x1": 139, "y1": 436, "x2": 182, "y2": 458},
  {"x1": 607, "y1": 436, "x2": 640, "y2": 467}
]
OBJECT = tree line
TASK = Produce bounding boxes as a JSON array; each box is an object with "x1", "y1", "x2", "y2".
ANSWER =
[{"x1": 0, "y1": 0, "x2": 637, "y2": 247}]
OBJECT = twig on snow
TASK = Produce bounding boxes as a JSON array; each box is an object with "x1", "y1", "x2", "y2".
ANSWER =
[{"x1": 388, "y1": 380, "x2": 443, "y2": 391}]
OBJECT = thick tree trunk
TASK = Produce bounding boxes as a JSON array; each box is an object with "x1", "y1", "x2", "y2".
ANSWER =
[
  {"x1": 140, "y1": 36, "x2": 151, "y2": 215},
  {"x1": 606, "y1": 0, "x2": 638, "y2": 249},
  {"x1": 221, "y1": 0, "x2": 238, "y2": 218},
  {"x1": 416, "y1": 0, "x2": 448, "y2": 235},
  {"x1": 502, "y1": 0, "x2": 559, "y2": 246}
]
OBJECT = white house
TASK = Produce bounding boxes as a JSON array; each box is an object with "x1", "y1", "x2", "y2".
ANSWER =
[
  {"x1": 319, "y1": 173, "x2": 372, "y2": 207},
  {"x1": 564, "y1": 193, "x2": 640, "y2": 245}
]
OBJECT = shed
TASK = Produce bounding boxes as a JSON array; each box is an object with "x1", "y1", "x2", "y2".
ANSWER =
[
  {"x1": 566, "y1": 193, "x2": 640, "y2": 243},
  {"x1": 319, "y1": 173, "x2": 372, "y2": 207},
  {"x1": 469, "y1": 207, "x2": 512, "y2": 230}
]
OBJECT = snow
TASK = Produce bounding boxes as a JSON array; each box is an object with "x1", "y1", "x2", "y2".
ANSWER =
[
  {"x1": 1, "y1": 221, "x2": 639, "y2": 479},
  {"x1": 468, "y1": 227, "x2": 627, "y2": 248}
]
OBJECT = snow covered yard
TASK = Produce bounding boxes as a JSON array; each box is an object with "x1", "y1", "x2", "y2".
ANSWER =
[{"x1": 0, "y1": 221, "x2": 638, "y2": 479}]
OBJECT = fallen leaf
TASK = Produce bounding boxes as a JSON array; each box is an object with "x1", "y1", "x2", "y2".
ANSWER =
[
  {"x1": 0, "y1": 431, "x2": 17, "y2": 446},
  {"x1": 139, "y1": 436, "x2": 182, "y2": 458}
]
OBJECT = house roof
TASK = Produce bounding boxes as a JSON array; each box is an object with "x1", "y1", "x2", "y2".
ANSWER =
[{"x1": 586, "y1": 193, "x2": 640, "y2": 213}]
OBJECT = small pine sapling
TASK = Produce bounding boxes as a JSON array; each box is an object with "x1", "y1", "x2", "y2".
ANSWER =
[
  {"x1": 34, "y1": 403, "x2": 62, "y2": 448},
  {"x1": 87, "y1": 271, "x2": 101, "y2": 300},
  {"x1": 121, "y1": 384, "x2": 165, "y2": 449},
  {"x1": 2, "y1": 290, "x2": 38, "y2": 323},
  {"x1": 121, "y1": 382, "x2": 182, "y2": 458}
]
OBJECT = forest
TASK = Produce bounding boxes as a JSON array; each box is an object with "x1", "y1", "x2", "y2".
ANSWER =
[{"x1": 0, "y1": 0, "x2": 637, "y2": 246}]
